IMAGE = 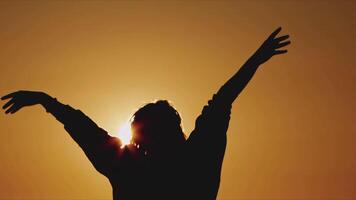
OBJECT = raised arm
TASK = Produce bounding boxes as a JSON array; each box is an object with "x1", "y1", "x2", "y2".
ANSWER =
[
  {"x1": 217, "y1": 27, "x2": 290, "y2": 105},
  {"x1": 186, "y1": 28, "x2": 291, "y2": 199},
  {"x1": 1, "y1": 91, "x2": 122, "y2": 176},
  {"x1": 189, "y1": 27, "x2": 291, "y2": 141}
]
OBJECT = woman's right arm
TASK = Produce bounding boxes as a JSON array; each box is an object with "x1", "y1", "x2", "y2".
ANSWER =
[{"x1": 1, "y1": 90, "x2": 123, "y2": 176}]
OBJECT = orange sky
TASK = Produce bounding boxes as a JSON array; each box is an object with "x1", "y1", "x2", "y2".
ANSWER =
[{"x1": 0, "y1": 1, "x2": 355, "y2": 199}]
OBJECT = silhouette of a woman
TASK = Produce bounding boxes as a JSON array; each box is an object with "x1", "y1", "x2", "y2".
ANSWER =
[{"x1": 2, "y1": 27, "x2": 290, "y2": 200}]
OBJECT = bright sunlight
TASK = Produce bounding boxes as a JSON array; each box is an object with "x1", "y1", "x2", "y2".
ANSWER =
[{"x1": 118, "y1": 121, "x2": 132, "y2": 146}]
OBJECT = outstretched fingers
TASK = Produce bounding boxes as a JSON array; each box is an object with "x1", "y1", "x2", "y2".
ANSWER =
[
  {"x1": 272, "y1": 31, "x2": 291, "y2": 54},
  {"x1": 275, "y1": 35, "x2": 289, "y2": 42},
  {"x1": 276, "y1": 41, "x2": 291, "y2": 49},
  {"x1": 8, "y1": 104, "x2": 22, "y2": 114},
  {"x1": 255, "y1": 27, "x2": 290, "y2": 62},
  {"x1": 4, "y1": 106, "x2": 13, "y2": 114},
  {"x1": 3, "y1": 99, "x2": 23, "y2": 114},
  {"x1": 268, "y1": 27, "x2": 282, "y2": 40},
  {"x1": 2, "y1": 99, "x2": 15, "y2": 110},
  {"x1": 5, "y1": 105, "x2": 15, "y2": 114},
  {"x1": 2, "y1": 92, "x2": 17, "y2": 114},
  {"x1": 1, "y1": 92, "x2": 17, "y2": 100},
  {"x1": 274, "y1": 49, "x2": 288, "y2": 55}
]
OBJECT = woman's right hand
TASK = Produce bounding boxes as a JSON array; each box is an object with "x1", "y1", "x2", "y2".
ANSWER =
[{"x1": 1, "y1": 90, "x2": 49, "y2": 114}]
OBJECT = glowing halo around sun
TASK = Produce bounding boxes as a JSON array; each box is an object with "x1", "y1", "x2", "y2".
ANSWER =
[{"x1": 118, "y1": 121, "x2": 132, "y2": 146}]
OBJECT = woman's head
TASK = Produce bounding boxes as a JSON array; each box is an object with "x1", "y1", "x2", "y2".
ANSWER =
[{"x1": 130, "y1": 100, "x2": 186, "y2": 150}]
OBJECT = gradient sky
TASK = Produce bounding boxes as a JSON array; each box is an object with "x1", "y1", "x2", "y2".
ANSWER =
[{"x1": 0, "y1": 1, "x2": 355, "y2": 199}]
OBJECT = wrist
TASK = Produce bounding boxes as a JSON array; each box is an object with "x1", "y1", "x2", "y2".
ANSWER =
[
  {"x1": 38, "y1": 92, "x2": 53, "y2": 105},
  {"x1": 246, "y1": 55, "x2": 263, "y2": 69}
]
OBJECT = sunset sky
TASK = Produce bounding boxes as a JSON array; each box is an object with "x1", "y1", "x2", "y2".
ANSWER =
[{"x1": 0, "y1": 1, "x2": 355, "y2": 199}]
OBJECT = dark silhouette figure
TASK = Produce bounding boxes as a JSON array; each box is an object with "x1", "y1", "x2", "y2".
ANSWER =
[{"x1": 1, "y1": 28, "x2": 290, "y2": 200}]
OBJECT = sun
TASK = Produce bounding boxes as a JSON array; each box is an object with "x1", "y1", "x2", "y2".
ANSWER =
[{"x1": 118, "y1": 121, "x2": 132, "y2": 146}]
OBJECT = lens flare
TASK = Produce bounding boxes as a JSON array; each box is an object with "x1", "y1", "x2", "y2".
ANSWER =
[{"x1": 118, "y1": 122, "x2": 132, "y2": 146}]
